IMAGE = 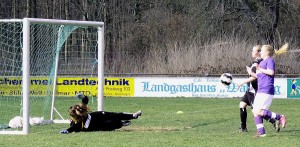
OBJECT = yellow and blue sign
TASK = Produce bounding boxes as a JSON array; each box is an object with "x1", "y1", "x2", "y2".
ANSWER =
[
  {"x1": 0, "y1": 77, "x2": 134, "y2": 97},
  {"x1": 103, "y1": 78, "x2": 134, "y2": 96}
]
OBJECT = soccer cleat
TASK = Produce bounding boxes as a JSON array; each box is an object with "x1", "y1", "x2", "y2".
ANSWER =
[
  {"x1": 279, "y1": 115, "x2": 286, "y2": 128},
  {"x1": 254, "y1": 132, "x2": 266, "y2": 138},
  {"x1": 237, "y1": 128, "x2": 248, "y2": 133},
  {"x1": 133, "y1": 110, "x2": 142, "y2": 119},
  {"x1": 122, "y1": 120, "x2": 131, "y2": 126},
  {"x1": 274, "y1": 121, "x2": 280, "y2": 132}
]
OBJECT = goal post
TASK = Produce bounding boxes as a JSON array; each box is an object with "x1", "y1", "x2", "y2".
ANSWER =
[{"x1": 0, "y1": 18, "x2": 105, "y2": 135}]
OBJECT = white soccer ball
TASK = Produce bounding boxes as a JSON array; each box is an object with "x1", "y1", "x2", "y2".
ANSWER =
[
  {"x1": 8, "y1": 116, "x2": 23, "y2": 128},
  {"x1": 220, "y1": 73, "x2": 232, "y2": 86},
  {"x1": 29, "y1": 117, "x2": 44, "y2": 126}
]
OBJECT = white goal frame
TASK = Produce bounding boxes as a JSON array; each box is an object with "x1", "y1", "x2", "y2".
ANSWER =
[{"x1": 0, "y1": 18, "x2": 105, "y2": 135}]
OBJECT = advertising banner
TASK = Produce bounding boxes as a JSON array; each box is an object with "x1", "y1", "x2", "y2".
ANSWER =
[
  {"x1": 0, "y1": 76, "x2": 289, "y2": 98},
  {"x1": 134, "y1": 77, "x2": 287, "y2": 98},
  {"x1": 0, "y1": 77, "x2": 134, "y2": 97},
  {"x1": 287, "y1": 78, "x2": 300, "y2": 98},
  {"x1": 103, "y1": 77, "x2": 134, "y2": 97},
  {"x1": 0, "y1": 77, "x2": 48, "y2": 96}
]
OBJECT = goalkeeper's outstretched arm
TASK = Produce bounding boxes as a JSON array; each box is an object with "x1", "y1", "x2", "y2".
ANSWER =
[
  {"x1": 75, "y1": 93, "x2": 91, "y2": 113},
  {"x1": 82, "y1": 95, "x2": 89, "y2": 105},
  {"x1": 76, "y1": 92, "x2": 89, "y2": 105}
]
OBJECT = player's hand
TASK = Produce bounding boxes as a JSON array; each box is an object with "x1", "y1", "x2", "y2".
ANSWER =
[
  {"x1": 60, "y1": 129, "x2": 69, "y2": 134},
  {"x1": 256, "y1": 66, "x2": 262, "y2": 74}
]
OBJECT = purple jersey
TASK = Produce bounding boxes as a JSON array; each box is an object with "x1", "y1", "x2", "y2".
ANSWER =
[{"x1": 257, "y1": 57, "x2": 275, "y2": 95}]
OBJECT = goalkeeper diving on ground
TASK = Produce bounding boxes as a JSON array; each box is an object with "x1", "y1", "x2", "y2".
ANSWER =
[{"x1": 60, "y1": 93, "x2": 142, "y2": 134}]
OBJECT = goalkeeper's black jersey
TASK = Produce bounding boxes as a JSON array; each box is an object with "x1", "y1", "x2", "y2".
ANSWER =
[
  {"x1": 66, "y1": 111, "x2": 134, "y2": 133},
  {"x1": 247, "y1": 58, "x2": 263, "y2": 93}
]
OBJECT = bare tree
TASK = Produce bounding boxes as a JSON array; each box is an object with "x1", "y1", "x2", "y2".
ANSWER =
[
  {"x1": 238, "y1": 0, "x2": 281, "y2": 45},
  {"x1": 26, "y1": 0, "x2": 31, "y2": 17}
]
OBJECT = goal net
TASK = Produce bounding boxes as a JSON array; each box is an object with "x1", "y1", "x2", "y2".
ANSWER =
[{"x1": 0, "y1": 18, "x2": 104, "y2": 134}]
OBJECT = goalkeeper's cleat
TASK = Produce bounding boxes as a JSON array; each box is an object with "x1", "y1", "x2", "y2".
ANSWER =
[
  {"x1": 254, "y1": 132, "x2": 266, "y2": 138},
  {"x1": 274, "y1": 121, "x2": 280, "y2": 132},
  {"x1": 122, "y1": 120, "x2": 131, "y2": 126},
  {"x1": 133, "y1": 110, "x2": 142, "y2": 119},
  {"x1": 75, "y1": 93, "x2": 85, "y2": 99},
  {"x1": 237, "y1": 128, "x2": 248, "y2": 133},
  {"x1": 279, "y1": 115, "x2": 286, "y2": 128}
]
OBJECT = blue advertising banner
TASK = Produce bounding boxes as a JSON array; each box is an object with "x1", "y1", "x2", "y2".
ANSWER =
[{"x1": 287, "y1": 78, "x2": 300, "y2": 98}]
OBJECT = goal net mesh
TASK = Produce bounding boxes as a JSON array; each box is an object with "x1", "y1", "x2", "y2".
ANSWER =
[{"x1": 0, "y1": 20, "x2": 99, "y2": 131}]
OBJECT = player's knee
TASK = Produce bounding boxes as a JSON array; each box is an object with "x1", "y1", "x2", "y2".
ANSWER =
[
  {"x1": 252, "y1": 109, "x2": 263, "y2": 116},
  {"x1": 239, "y1": 101, "x2": 247, "y2": 108}
]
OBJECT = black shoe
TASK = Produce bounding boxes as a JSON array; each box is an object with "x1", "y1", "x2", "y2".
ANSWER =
[
  {"x1": 122, "y1": 120, "x2": 131, "y2": 126},
  {"x1": 238, "y1": 128, "x2": 248, "y2": 132},
  {"x1": 274, "y1": 121, "x2": 280, "y2": 132}
]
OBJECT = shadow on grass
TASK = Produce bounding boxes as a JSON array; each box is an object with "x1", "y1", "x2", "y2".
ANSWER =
[
  {"x1": 279, "y1": 129, "x2": 300, "y2": 133},
  {"x1": 119, "y1": 126, "x2": 181, "y2": 132},
  {"x1": 189, "y1": 119, "x2": 229, "y2": 128},
  {"x1": 119, "y1": 119, "x2": 230, "y2": 132}
]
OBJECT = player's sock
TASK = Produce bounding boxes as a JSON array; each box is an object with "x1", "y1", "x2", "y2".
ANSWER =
[
  {"x1": 254, "y1": 116, "x2": 265, "y2": 135},
  {"x1": 240, "y1": 108, "x2": 247, "y2": 129},
  {"x1": 263, "y1": 109, "x2": 281, "y2": 120},
  {"x1": 267, "y1": 118, "x2": 276, "y2": 124},
  {"x1": 262, "y1": 112, "x2": 276, "y2": 124}
]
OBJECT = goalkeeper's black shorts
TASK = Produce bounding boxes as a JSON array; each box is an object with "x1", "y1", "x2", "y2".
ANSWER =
[{"x1": 241, "y1": 91, "x2": 255, "y2": 108}]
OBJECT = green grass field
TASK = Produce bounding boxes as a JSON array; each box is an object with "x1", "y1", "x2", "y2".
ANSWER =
[{"x1": 0, "y1": 97, "x2": 300, "y2": 147}]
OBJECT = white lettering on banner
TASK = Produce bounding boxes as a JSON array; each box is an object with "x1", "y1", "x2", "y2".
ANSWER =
[{"x1": 134, "y1": 77, "x2": 287, "y2": 98}]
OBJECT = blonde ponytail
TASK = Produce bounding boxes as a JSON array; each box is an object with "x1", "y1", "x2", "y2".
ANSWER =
[{"x1": 274, "y1": 43, "x2": 289, "y2": 56}]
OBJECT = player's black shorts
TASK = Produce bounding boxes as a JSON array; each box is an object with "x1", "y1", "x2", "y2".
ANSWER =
[{"x1": 241, "y1": 91, "x2": 255, "y2": 107}]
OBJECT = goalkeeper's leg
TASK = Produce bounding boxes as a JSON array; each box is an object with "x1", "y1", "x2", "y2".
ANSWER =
[{"x1": 101, "y1": 110, "x2": 142, "y2": 120}]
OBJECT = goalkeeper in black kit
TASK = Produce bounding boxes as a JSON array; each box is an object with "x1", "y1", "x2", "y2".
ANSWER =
[{"x1": 60, "y1": 93, "x2": 142, "y2": 134}]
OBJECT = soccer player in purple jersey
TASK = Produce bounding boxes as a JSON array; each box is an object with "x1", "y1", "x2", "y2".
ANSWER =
[
  {"x1": 236, "y1": 45, "x2": 277, "y2": 133},
  {"x1": 247, "y1": 44, "x2": 287, "y2": 137}
]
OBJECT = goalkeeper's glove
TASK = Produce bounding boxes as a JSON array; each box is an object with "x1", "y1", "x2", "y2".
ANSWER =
[
  {"x1": 76, "y1": 92, "x2": 89, "y2": 105},
  {"x1": 75, "y1": 93, "x2": 85, "y2": 99},
  {"x1": 60, "y1": 129, "x2": 69, "y2": 134}
]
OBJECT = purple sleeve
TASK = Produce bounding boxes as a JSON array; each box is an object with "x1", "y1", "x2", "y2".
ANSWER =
[{"x1": 267, "y1": 58, "x2": 275, "y2": 72}]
